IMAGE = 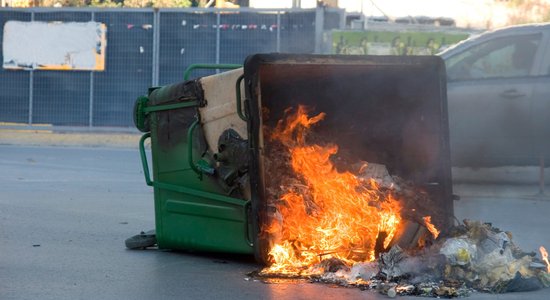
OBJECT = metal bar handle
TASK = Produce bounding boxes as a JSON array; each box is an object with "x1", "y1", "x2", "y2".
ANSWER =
[
  {"x1": 139, "y1": 133, "x2": 153, "y2": 186},
  {"x1": 235, "y1": 74, "x2": 247, "y2": 121},
  {"x1": 143, "y1": 99, "x2": 200, "y2": 113}
]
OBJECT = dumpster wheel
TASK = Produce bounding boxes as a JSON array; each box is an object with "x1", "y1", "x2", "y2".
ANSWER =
[{"x1": 125, "y1": 230, "x2": 156, "y2": 249}]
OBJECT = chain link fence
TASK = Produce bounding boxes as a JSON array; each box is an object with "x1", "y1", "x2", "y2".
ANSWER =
[{"x1": 0, "y1": 7, "x2": 344, "y2": 130}]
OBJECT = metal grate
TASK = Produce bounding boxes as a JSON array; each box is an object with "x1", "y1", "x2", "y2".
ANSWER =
[
  {"x1": 0, "y1": 7, "x2": 341, "y2": 129},
  {"x1": 0, "y1": 10, "x2": 31, "y2": 124},
  {"x1": 93, "y1": 11, "x2": 154, "y2": 127}
]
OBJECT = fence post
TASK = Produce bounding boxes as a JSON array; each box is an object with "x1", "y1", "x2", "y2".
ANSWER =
[
  {"x1": 314, "y1": 5, "x2": 325, "y2": 54},
  {"x1": 28, "y1": 11, "x2": 35, "y2": 126},
  {"x1": 152, "y1": 8, "x2": 160, "y2": 87},
  {"x1": 89, "y1": 10, "x2": 95, "y2": 128},
  {"x1": 215, "y1": 9, "x2": 221, "y2": 67}
]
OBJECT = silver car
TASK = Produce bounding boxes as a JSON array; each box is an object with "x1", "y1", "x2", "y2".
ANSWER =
[{"x1": 439, "y1": 23, "x2": 550, "y2": 167}]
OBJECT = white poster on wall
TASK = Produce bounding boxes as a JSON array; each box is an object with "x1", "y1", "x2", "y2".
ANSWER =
[{"x1": 2, "y1": 21, "x2": 107, "y2": 71}]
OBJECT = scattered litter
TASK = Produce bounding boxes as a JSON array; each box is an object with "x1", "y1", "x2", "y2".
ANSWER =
[
  {"x1": 440, "y1": 237, "x2": 477, "y2": 266},
  {"x1": 250, "y1": 219, "x2": 550, "y2": 298}
]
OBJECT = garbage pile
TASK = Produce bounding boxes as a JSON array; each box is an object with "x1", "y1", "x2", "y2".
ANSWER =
[{"x1": 252, "y1": 219, "x2": 550, "y2": 298}]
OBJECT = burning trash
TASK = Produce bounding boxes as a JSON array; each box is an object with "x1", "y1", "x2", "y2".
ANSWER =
[
  {"x1": 261, "y1": 105, "x2": 403, "y2": 274},
  {"x1": 255, "y1": 201, "x2": 550, "y2": 297},
  {"x1": 251, "y1": 106, "x2": 550, "y2": 297}
]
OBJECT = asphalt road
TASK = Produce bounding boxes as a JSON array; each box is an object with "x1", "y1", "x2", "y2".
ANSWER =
[{"x1": 1, "y1": 144, "x2": 549, "y2": 300}]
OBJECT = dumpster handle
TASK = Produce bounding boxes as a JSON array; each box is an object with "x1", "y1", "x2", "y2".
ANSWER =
[
  {"x1": 140, "y1": 130, "x2": 252, "y2": 248},
  {"x1": 235, "y1": 74, "x2": 247, "y2": 121},
  {"x1": 184, "y1": 63, "x2": 242, "y2": 81},
  {"x1": 187, "y1": 118, "x2": 202, "y2": 177},
  {"x1": 139, "y1": 132, "x2": 153, "y2": 186},
  {"x1": 244, "y1": 200, "x2": 254, "y2": 247}
]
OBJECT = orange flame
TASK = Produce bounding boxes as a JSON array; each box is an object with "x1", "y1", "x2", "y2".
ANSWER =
[
  {"x1": 423, "y1": 216, "x2": 440, "y2": 239},
  {"x1": 262, "y1": 106, "x2": 402, "y2": 275},
  {"x1": 540, "y1": 246, "x2": 550, "y2": 273}
]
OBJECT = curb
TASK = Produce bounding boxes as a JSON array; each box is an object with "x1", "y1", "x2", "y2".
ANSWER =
[{"x1": 0, "y1": 129, "x2": 143, "y2": 148}]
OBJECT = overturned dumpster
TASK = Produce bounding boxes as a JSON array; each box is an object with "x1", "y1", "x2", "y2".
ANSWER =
[{"x1": 132, "y1": 54, "x2": 452, "y2": 259}]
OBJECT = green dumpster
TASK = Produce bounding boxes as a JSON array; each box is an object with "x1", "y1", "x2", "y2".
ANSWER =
[
  {"x1": 132, "y1": 55, "x2": 453, "y2": 266},
  {"x1": 134, "y1": 64, "x2": 254, "y2": 254}
]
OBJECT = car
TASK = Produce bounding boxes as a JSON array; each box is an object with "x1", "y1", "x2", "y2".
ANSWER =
[{"x1": 438, "y1": 23, "x2": 550, "y2": 167}]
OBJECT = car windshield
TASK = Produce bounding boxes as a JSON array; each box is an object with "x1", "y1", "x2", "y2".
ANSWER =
[{"x1": 446, "y1": 33, "x2": 541, "y2": 81}]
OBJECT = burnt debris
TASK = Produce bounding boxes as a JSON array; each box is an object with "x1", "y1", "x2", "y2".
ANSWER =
[{"x1": 251, "y1": 219, "x2": 550, "y2": 298}]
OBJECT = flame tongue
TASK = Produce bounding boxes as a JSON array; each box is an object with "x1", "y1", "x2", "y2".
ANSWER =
[
  {"x1": 262, "y1": 106, "x2": 402, "y2": 275},
  {"x1": 540, "y1": 246, "x2": 550, "y2": 273},
  {"x1": 423, "y1": 216, "x2": 440, "y2": 239}
]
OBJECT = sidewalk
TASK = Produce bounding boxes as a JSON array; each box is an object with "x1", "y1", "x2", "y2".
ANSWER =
[{"x1": 0, "y1": 128, "x2": 142, "y2": 148}]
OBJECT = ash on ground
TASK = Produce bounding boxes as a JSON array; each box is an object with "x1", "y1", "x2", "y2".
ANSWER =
[{"x1": 251, "y1": 220, "x2": 550, "y2": 298}]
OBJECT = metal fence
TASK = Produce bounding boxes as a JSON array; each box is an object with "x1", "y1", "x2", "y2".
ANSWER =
[{"x1": 0, "y1": 7, "x2": 344, "y2": 130}]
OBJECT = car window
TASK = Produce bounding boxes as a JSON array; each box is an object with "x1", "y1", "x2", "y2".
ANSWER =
[{"x1": 446, "y1": 33, "x2": 541, "y2": 81}]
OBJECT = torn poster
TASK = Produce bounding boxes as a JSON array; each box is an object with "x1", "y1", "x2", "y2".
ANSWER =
[{"x1": 2, "y1": 21, "x2": 107, "y2": 71}]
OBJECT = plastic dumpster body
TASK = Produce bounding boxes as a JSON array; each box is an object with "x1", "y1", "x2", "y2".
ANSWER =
[{"x1": 136, "y1": 66, "x2": 253, "y2": 254}]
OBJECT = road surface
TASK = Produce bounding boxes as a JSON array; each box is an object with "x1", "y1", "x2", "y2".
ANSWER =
[{"x1": 1, "y1": 144, "x2": 549, "y2": 299}]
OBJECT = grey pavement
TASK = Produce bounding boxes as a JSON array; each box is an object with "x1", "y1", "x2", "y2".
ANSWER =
[{"x1": 1, "y1": 143, "x2": 550, "y2": 299}]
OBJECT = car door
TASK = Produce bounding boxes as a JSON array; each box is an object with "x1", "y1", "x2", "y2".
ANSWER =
[
  {"x1": 530, "y1": 32, "x2": 550, "y2": 165},
  {"x1": 445, "y1": 32, "x2": 544, "y2": 166}
]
